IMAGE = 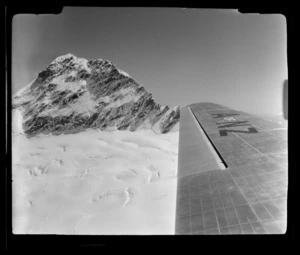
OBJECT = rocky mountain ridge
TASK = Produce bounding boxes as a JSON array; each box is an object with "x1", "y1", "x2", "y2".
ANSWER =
[{"x1": 12, "y1": 54, "x2": 180, "y2": 136}]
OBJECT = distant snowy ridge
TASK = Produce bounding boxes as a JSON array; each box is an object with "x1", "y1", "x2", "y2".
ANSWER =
[
  {"x1": 12, "y1": 53, "x2": 180, "y2": 137},
  {"x1": 12, "y1": 109, "x2": 24, "y2": 135},
  {"x1": 117, "y1": 69, "x2": 131, "y2": 78}
]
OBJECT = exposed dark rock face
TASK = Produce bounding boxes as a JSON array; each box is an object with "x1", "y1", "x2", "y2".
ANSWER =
[{"x1": 12, "y1": 53, "x2": 180, "y2": 137}]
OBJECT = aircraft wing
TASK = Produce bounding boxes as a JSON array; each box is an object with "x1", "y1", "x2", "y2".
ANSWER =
[{"x1": 175, "y1": 102, "x2": 287, "y2": 234}]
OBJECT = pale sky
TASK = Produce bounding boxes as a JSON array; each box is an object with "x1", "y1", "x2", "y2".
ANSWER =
[{"x1": 12, "y1": 7, "x2": 287, "y2": 116}]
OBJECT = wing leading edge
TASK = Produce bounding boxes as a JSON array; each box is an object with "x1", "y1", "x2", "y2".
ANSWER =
[{"x1": 175, "y1": 102, "x2": 287, "y2": 235}]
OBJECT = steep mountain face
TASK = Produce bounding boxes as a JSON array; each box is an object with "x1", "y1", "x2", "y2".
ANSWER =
[{"x1": 12, "y1": 54, "x2": 180, "y2": 137}]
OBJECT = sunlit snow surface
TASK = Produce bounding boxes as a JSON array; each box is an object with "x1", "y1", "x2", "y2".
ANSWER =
[{"x1": 12, "y1": 129, "x2": 179, "y2": 235}]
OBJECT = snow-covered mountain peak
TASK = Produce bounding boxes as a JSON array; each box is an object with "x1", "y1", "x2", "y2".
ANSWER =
[
  {"x1": 51, "y1": 53, "x2": 75, "y2": 63},
  {"x1": 12, "y1": 54, "x2": 180, "y2": 137}
]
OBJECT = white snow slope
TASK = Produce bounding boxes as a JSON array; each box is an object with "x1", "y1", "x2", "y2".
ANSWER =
[{"x1": 12, "y1": 129, "x2": 179, "y2": 235}]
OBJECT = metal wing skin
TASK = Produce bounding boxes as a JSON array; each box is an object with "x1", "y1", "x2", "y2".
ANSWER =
[{"x1": 175, "y1": 102, "x2": 287, "y2": 234}]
